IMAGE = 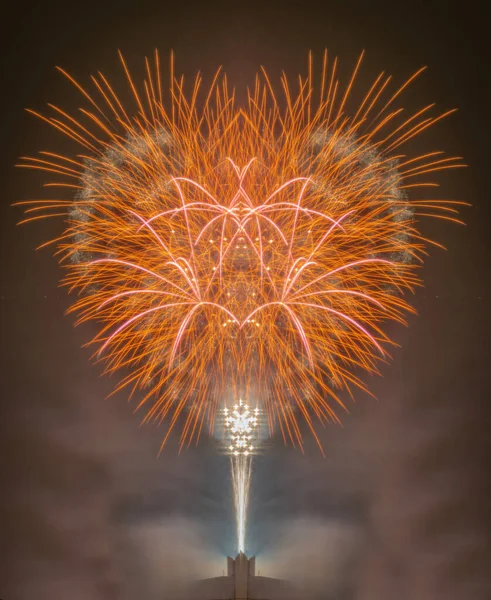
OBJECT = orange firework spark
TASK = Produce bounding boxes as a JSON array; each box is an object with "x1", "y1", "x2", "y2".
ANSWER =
[{"x1": 16, "y1": 50, "x2": 465, "y2": 451}]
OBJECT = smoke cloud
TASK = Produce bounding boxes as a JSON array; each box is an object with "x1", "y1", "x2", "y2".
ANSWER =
[
  {"x1": 259, "y1": 516, "x2": 362, "y2": 599},
  {"x1": 117, "y1": 516, "x2": 223, "y2": 600}
]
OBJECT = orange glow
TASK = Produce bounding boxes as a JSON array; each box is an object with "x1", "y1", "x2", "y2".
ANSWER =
[{"x1": 16, "y1": 50, "x2": 465, "y2": 451}]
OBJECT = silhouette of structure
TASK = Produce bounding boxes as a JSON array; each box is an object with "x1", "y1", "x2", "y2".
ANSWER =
[{"x1": 191, "y1": 552, "x2": 296, "y2": 600}]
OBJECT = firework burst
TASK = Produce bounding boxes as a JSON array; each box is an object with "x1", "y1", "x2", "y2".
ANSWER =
[{"x1": 16, "y1": 50, "x2": 465, "y2": 451}]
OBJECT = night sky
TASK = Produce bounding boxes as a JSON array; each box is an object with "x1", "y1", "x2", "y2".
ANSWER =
[{"x1": 1, "y1": 1, "x2": 490, "y2": 599}]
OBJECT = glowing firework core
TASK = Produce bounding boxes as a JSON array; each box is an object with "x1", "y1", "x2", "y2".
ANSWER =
[{"x1": 224, "y1": 400, "x2": 260, "y2": 552}]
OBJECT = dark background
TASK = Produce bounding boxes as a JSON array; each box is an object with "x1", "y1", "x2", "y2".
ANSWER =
[{"x1": 1, "y1": 1, "x2": 490, "y2": 599}]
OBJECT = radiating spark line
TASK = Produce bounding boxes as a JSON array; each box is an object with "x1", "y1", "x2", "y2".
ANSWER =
[{"x1": 99, "y1": 302, "x2": 194, "y2": 355}]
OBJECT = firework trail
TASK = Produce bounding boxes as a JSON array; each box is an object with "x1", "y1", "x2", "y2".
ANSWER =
[
  {"x1": 231, "y1": 456, "x2": 252, "y2": 553},
  {"x1": 16, "y1": 51, "x2": 465, "y2": 452},
  {"x1": 224, "y1": 400, "x2": 259, "y2": 552}
]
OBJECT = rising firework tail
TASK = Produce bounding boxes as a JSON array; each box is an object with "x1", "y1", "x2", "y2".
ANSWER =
[
  {"x1": 16, "y1": 50, "x2": 466, "y2": 453},
  {"x1": 224, "y1": 399, "x2": 260, "y2": 553}
]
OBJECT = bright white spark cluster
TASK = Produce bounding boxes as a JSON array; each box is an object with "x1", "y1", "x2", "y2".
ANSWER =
[{"x1": 224, "y1": 399, "x2": 260, "y2": 456}]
